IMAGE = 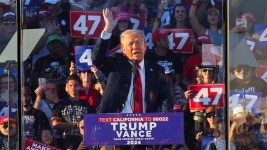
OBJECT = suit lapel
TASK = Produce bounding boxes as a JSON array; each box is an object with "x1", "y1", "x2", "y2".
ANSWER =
[{"x1": 144, "y1": 61, "x2": 154, "y2": 107}]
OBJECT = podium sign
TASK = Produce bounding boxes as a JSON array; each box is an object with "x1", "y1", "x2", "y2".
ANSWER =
[
  {"x1": 84, "y1": 113, "x2": 184, "y2": 146},
  {"x1": 24, "y1": 138, "x2": 61, "y2": 150}
]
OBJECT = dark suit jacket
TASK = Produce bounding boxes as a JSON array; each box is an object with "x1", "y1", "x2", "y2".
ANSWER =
[{"x1": 92, "y1": 38, "x2": 173, "y2": 113}]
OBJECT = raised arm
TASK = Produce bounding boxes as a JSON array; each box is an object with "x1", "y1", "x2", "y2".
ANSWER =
[
  {"x1": 92, "y1": 8, "x2": 119, "y2": 70},
  {"x1": 152, "y1": 3, "x2": 167, "y2": 33},
  {"x1": 189, "y1": 0, "x2": 205, "y2": 35}
]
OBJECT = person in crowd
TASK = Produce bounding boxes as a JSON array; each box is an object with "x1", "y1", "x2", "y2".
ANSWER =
[
  {"x1": 31, "y1": 8, "x2": 68, "y2": 66},
  {"x1": 33, "y1": 78, "x2": 62, "y2": 147},
  {"x1": 152, "y1": 3, "x2": 191, "y2": 33},
  {"x1": 38, "y1": 128, "x2": 57, "y2": 147},
  {"x1": 0, "y1": 11, "x2": 17, "y2": 53},
  {"x1": 51, "y1": 75, "x2": 95, "y2": 150},
  {"x1": 195, "y1": 107, "x2": 220, "y2": 150},
  {"x1": 229, "y1": 106, "x2": 257, "y2": 149},
  {"x1": 77, "y1": 119, "x2": 94, "y2": 150},
  {"x1": 145, "y1": 28, "x2": 183, "y2": 100},
  {"x1": 69, "y1": 63, "x2": 105, "y2": 111},
  {"x1": 231, "y1": 12, "x2": 255, "y2": 37},
  {"x1": 31, "y1": 34, "x2": 70, "y2": 99},
  {"x1": 189, "y1": 0, "x2": 221, "y2": 37},
  {"x1": 230, "y1": 64, "x2": 267, "y2": 110},
  {"x1": 184, "y1": 60, "x2": 220, "y2": 149},
  {"x1": 112, "y1": 0, "x2": 148, "y2": 28},
  {"x1": 34, "y1": 78, "x2": 60, "y2": 125},
  {"x1": 0, "y1": 73, "x2": 18, "y2": 117},
  {"x1": 182, "y1": 34, "x2": 212, "y2": 87},
  {"x1": 22, "y1": 86, "x2": 51, "y2": 141},
  {"x1": 0, "y1": 116, "x2": 17, "y2": 149}
]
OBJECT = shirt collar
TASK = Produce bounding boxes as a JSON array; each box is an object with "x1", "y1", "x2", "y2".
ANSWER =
[{"x1": 129, "y1": 59, "x2": 144, "y2": 71}]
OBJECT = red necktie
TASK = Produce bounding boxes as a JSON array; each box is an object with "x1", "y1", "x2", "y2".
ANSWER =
[{"x1": 133, "y1": 67, "x2": 143, "y2": 113}]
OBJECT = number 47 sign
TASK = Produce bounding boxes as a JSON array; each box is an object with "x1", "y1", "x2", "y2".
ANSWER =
[
  {"x1": 70, "y1": 11, "x2": 104, "y2": 38},
  {"x1": 189, "y1": 84, "x2": 225, "y2": 110}
]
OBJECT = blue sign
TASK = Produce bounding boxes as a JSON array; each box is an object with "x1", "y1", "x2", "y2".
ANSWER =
[
  {"x1": 161, "y1": 7, "x2": 173, "y2": 27},
  {"x1": 144, "y1": 28, "x2": 154, "y2": 52},
  {"x1": 84, "y1": 113, "x2": 184, "y2": 146},
  {"x1": 201, "y1": 136, "x2": 214, "y2": 150},
  {"x1": 75, "y1": 45, "x2": 94, "y2": 71},
  {"x1": 255, "y1": 23, "x2": 267, "y2": 49},
  {"x1": 230, "y1": 91, "x2": 262, "y2": 115}
]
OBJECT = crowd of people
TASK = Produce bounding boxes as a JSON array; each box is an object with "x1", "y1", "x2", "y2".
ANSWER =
[{"x1": 1, "y1": 0, "x2": 267, "y2": 149}]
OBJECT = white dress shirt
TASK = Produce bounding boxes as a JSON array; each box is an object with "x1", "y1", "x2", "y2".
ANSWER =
[{"x1": 121, "y1": 60, "x2": 145, "y2": 113}]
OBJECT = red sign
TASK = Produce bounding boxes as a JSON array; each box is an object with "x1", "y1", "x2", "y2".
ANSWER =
[
  {"x1": 70, "y1": 11, "x2": 104, "y2": 39},
  {"x1": 189, "y1": 84, "x2": 225, "y2": 110},
  {"x1": 24, "y1": 138, "x2": 61, "y2": 150},
  {"x1": 165, "y1": 29, "x2": 193, "y2": 53},
  {"x1": 129, "y1": 14, "x2": 143, "y2": 29}
]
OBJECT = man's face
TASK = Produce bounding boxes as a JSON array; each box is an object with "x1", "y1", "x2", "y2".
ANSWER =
[
  {"x1": 22, "y1": 89, "x2": 31, "y2": 108},
  {"x1": 65, "y1": 79, "x2": 80, "y2": 98},
  {"x1": 1, "y1": 18, "x2": 16, "y2": 39},
  {"x1": 121, "y1": 33, "x2": 146, "y2": 62},
  {"x1": 0, "y1": 76, "x2": 16, "y2": 92},
  {"x1": 233, "y1": 66, "x2": 252, "y2": 80},
  {"x1": 47, "y1": 40, "x2": 64, "y2": 56},
  {"x1": 157, "y1": 37, "x2": 169, "y2": 50}
]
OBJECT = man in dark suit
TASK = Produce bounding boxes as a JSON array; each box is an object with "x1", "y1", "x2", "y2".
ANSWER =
[{"x1": 92, "y1": 8, "x2": 173, "y2": 114}]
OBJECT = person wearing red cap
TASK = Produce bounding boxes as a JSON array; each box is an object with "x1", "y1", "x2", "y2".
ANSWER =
[
  {"x1": 189, "y1": 0, "x2": 221, "y2": 40},
  {"x1": 182, "y1": 34, "x2": 212, "y2": 87},
  {"x1": 146, "y1": 28, "x2": 183, "y2": 101},
  {"x1": 0, "y1": 116, "x2": 18, "y2": 149}
]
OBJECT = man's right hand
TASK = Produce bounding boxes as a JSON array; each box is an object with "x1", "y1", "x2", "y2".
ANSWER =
[
  {"x1": 34, "y1": 86, "x2": 44, "y2": 99},
  {"x1": 103, "y1": 8, "x2": 119, "y2": 33}
]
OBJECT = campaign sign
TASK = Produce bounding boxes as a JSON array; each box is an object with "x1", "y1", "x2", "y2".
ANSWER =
[
  {"x1": 166, "y1": 29, "x2": 193, "y2": 53},
  {"x1": 160, "y1": 7, "x2": 173, "y2": 27},
  {"x1": 129, "y1": 14, "x2": 143, "y2": 29},
  {"x1": 75, "y1": 45, "x2": 93, "y2": 71},
  {"x1": 201, "y1": 136, "x2": 214, "y2": 150},
  {"x1": 84, "y1": 113, "x2": 184, "y2": 146},
  {"x1": 229, "y1": 91, "x2": 262, "y2": 115},
  {"x1": 24, "y1": 138, "x2": 61, "y2": 150},
  {"x1": 144, "y1": 28, "x2": 154, "y2": 52},
  {"x1": 189, "y1": 84, "x2": 225, "y2": 110},
  {"x1": 256, "y1": 65, "x2": 267, "y2": 83},
  {"x1": 255, "y1": 23, "x2": 267, "y2": 49},
  {"x1": 245, "y1": 36, "x2": 257, "y2": 51},
  {"x1": 70, "y1": 11, "x2": 104, "y2": 38}
]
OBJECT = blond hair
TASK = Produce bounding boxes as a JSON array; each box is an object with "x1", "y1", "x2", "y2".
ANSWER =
[{"x1": 120, "y1": 29, "x2": 145, "y2": 46}]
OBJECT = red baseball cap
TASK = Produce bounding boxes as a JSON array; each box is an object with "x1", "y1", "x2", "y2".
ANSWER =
[
  {"x1": 153, "y1": 29, "x2": 170, "y2": 43},
  {"x1": 0, "y1": 116, "x2": 16, "y2": 125},
  {"x1": 117, "y1": 12, "x2": 130, "y2": 21},
  {"x1": 207, "y1": 6, "x2": 220, "y2": 15},
  {"x1": 196, "y1": 34, "x2": 212, "y2": 44},
  {"x1": 238, "y1": 12, "x2": 255, "y2": 23}
]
